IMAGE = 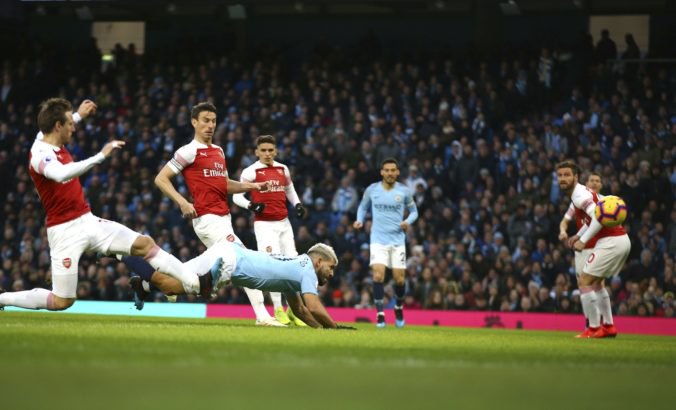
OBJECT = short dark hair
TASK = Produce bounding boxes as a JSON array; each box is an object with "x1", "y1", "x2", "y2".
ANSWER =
[
  {"x1": 38, "y1": 98, "x2": 72, "y2": 133},
  {"x1": 256, "y1": 135, "x2": 276, "y2": 146},
  {"x1": 190, "y1": 102, "x2": 217, "y2": 120},
  {"x1": 555, "y1": 160, "x2": 580, "y2": 176},
  {"x1": 380, "y1": 157, "x2": 399, "y2": 170},
  {"x1": 589, "y1": 171, "x2": 602, "y2": 180}
]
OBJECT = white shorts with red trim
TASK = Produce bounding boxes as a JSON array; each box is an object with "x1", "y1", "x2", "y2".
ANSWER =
[
  {"x1": 582, "y1": 234, "x2": 631, "y2": 278},
  {"x1": 47, "y1": 213, "x2": 140, "y2": 298},
  {"x1": 192, "y1": 213, "x2": 242, "y2": 248},
  {"x1": 253, "y1": 218, "x2": 297, "y2": 256}
]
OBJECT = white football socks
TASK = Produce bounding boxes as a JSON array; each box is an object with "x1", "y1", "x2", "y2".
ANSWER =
[
  {"x1": 145, "y1": 246, "x2": 199, "y2": 294},
  {"x1": 271, "y1": 291, "x2": 283, "y2": 310},
  {"x1": 580, "y1": 287, "x2": 600, "y2": 328},
  {"x1": 0, "y1": 288, "x2": 53, "y2": 310},
  {"x1": 244, "y1": 287, "x2": 271, "y2": 320},
  {"x1": 596, "y1": 287, "x2": 613, "y2": 326}
]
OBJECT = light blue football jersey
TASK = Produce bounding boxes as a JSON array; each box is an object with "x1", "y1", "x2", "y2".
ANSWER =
[
  {"x1": 356, "y1": 181, "x2": 418, "y2": 246},
  {"x1": 231, "y1": 246, "x2": 319, "y2": 295}
]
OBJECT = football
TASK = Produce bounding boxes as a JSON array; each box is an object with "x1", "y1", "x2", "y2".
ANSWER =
[{"x1": 594, "y1": 195, "x2": 628, "y2": 228}]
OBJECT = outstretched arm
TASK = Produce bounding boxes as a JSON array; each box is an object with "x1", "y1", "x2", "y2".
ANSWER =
[
  {"x1": 301, "y1": 293, "x2": 338, "y2": 328},
  {"x1": 285, "y1": 292, "x2": 322, "y2": 328}
]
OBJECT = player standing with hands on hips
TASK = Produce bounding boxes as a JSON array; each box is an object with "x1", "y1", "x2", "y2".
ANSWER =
[{"x1": 353, "y1": 158, "x2": 418, "y2": 328}]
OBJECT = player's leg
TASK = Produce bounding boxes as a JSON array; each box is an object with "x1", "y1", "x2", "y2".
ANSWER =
[
  {"x1": 253, "y1": 221, "x2": 288, "y2": 325},
  {"x1": 279, "y1": 220, "x2": 306, "y2": 326},
  {"x1": 593, "y1": 235, "x2": 631, "y2": 337},
  {"x1": 575, "y1": 249, "x2": 591, "y2": 329},
  {"x1": 92, "y1": 216, "x2": 202, "y2": 295},
  {"x1": 577, "y1": 243, "x2": 615, "y2": 338},
  {"x1": 370, "y1": 243, "x2": 389, "y2": 327},
  {"x1": 390, "y1": 245, "x2": 407, "y2": 328},
  {"x1": 0, "y1": 221, "x2": 85, "y2": 310}
]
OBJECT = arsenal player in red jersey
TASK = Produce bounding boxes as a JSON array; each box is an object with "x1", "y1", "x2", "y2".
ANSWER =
[
  {"x1": 153, "y1": 103, "x2": 283, "y2": 326},
  {"x1": 0, "y1": 98, "x2": 206, "y2": 312},
  {"x1": 233, "y1": 135, "x2": 307, "y2": 325}
]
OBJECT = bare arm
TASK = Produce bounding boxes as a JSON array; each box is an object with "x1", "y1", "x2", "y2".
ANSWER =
[
  {"x1": 154, "y1": 165, "x2": 196, "y2": 218},
  {"x1": 285, "y1": 292, "x2": 322, "y2": 328},
  {"x1": 301, "y1": 293, "x2": 338, "y2": 329}
]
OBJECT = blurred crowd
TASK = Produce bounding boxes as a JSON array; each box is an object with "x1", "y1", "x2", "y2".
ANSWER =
[{"x1": 1, "y1": 30, "x2": 674, "y2": 318}]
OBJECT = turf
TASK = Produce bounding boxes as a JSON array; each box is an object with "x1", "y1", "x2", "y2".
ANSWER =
[{"x1": 1, "y1": 312, "x2": 674, "y2": 410}]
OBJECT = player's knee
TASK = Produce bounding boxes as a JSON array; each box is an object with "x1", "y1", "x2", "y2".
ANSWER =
[
  {"x1": 51, "y1": 296, "x2": 75, "y2": 311},
  {"x1": 131, "y1": 235, "x2": 156, "y2": 256}
]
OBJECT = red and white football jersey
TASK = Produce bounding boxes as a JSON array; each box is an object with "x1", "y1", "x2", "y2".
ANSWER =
[
  {"x1": 239, "y1": 160, "x2": 299, "y2": 222},
  {"x1": 168, "y1": 140, "x2": 229, "y2": 217},
  {"x1": 570, "y1": 183, "x2": 625, "y2": 248},
  {"x1": 29, "y1": 139, "x2": 91, "y2": 227}
]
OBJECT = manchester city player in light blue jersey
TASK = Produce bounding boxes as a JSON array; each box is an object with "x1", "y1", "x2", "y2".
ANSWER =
[
  {"x1": 123, "y1": 242, "x2": 353, "y2": 329},
  {"x1": 353, "y1": 158, "x2": 418, "y2": 328}
]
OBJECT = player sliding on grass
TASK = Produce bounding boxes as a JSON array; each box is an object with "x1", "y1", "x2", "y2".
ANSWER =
[{"x1": 125, "y1": 242, "x2": 354, "y2": 329}]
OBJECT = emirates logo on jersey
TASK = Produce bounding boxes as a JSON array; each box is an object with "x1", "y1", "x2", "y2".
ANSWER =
[{"x1": 63, "y1": 258, "x2": 72, "y2": 268}]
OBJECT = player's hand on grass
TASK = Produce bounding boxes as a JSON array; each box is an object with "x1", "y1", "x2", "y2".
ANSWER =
[
  {"x1": 101, "y1": 140, "x2": 125, "y2": 157},
  {"x1": 248, "y1": 202, "x2": 265, "y2": 214},
  {"x1": 77, "y1": 99, "x2": 97, "y2": 119},
  {"x1": 180, "y1": 201, "x2": 197, "y2": 219},
  {"x1": 335, "y1": 325, "x2": 357, "y2": 330},
  {"x1": 295, "y1": 203, "x2": 306, "y2": 218}
]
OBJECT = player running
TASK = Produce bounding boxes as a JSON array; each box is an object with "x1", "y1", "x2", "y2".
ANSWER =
[
  {"x1": 233, "y1": 134, "x2": 307, "y2": 326},
  {"x1": 556, "y1": 161, "x2": 631, "y2": 338},
  {"x1": 353, "y1": 158, "x2": 418, "y2": 328}
]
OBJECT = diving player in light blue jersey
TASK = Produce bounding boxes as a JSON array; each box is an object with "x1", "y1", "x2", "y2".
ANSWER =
[
  {"x1": 353, "y1": 158, "x2": 418, "y2": 328},
  {"x1": 127, "y1": 242, "x2": 351, "y2": 329}
]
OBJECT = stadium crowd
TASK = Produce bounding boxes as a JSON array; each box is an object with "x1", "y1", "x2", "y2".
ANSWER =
[{"x1": 0, "y1": 32, "x2": 674, "y2": 318}]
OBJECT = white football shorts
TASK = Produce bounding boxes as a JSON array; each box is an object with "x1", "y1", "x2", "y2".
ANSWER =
[
  {"x1": 369, "y1": 243, "x2": 407, "y2": 270},
  {"x1": 47, "y1": 213, "x2": 140, "y2": 298},
  {"x1": 582, "y1": 235, "x2": 631, "y2": 278}
]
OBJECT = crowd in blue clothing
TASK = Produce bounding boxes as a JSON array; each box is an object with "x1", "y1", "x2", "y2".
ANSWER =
[{"x1": 0, "y1": 34, "x2": 674, "y2": 318}]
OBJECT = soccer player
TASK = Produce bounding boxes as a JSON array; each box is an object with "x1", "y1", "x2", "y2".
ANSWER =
[
  {"x1": 134, "y1": 242, "x2": 353, "y2": 329},
  {"x1": 233, "y1": 135, "x2": 307, "y2": 326},
  {"x1": 0, "y1": 98, "x2": 207, "y2": 312},
  {"x1": 151, "y1": 102, "x2": 282, "y2": 326},
  {"x1": 353, "y1": 158, "x2": 418, "y2": 328},
  {"x1": 556, "y1": 161, "x2": 631, "y2": 338},
  {"x1": 559, "y1": 172, "x2": 604, "y2": 282}
]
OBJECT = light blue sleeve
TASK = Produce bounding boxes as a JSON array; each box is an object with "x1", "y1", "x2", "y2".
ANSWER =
[
  {"x1": 299, "y1": 266, "x2": 319, "y2": 295},
  {"x1": 404, "y1": 188, "x2": 419, "y2": 225},
  {"x1": 356, "y1": 185, "x2": 373, "y2": 224}
]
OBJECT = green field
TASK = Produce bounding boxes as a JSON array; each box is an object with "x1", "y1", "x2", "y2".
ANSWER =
[{"x1": 1, "y1": 312, "x2": 674, "y2": 410}]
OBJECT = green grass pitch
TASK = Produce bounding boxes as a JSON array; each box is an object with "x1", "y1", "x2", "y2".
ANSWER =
[{"x1": 1, "y1": 312, "x2": 674, "y2": 410}]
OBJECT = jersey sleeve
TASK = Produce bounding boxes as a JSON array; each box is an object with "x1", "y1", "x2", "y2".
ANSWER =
[
  {"x1": 356, "y1": 184, "x2": 373, "y2": 224},
  {"x1": 283, "y1": 164, "x2": 301, "y2": 206},
  {"x1": 299, "y1": 265, "x2": 319, "y2": 295},
  {"x1": 404, "y1": 186, "x2": 419, "y2": 225},
  {"x1": 167, "y1": 143, "x2": 196, "y2": 174},
  {"x1": 571, "y1": 187, "x2": 596, "y2": 219},
  {"x1": 30, "y1": 145, "x2": 105, "y2": 183},
  {"x1": 232, "y1": 165, "x2": 255, "y2": 209}
]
